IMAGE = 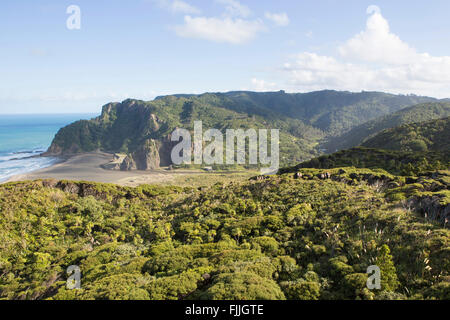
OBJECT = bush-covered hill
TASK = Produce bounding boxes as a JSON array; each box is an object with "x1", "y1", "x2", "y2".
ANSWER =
[
  {"x1": 285, "y1": 147, "x2": 449, "y2": 177},
  {"x1": 46, "y1": 97, "x2": 324, "y2": 168},
  {"x1": 46, "y1": 90, "x2": 435, "y2": 169},
  {"x1": 167, "y1": 90, "x2": 435, "y2": 136},
  {"x1": 324, "y1": 102, "x2": 450, "y2": 152},
  {"x1": 362, "y1": 117, "x2": 450, "y2": 155},
  {"x1": 289, "y1": 116, "x2": 450, "y2": 176},
  {"x1": 0, "y1": 168, "x2": 448, "y2": 300}
]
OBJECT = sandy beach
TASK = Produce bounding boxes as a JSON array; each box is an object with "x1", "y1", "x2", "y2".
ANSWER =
[
  {"x1": 3, "y1": 152, "x2": 197, "y2": 187},
  {"x1": 3, "y1": 152, "x2": 257, "y2": 187}
]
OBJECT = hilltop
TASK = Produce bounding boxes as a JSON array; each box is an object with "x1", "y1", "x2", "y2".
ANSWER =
[
  {"x1": 163, "y1": 90, "x2": 435, "y2": 136},
  {"x1": 46, "y1": 96, "x2": 323, "y2": 169}
]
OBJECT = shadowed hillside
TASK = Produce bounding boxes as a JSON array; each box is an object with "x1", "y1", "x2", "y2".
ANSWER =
[
  {"x1": 324, "y1": 102, "x2": 450, "y2": 152},
  {"x1": 363, "y1": 117, "x2": 450, "y2": 155}
]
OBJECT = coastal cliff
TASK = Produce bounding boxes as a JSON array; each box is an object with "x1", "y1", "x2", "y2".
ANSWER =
[
  {"x1": 44, "y1": 93, "x2": 324, "y2": 169},
  {"x1": 45, "y1": 99, "x2": 178, "y2": 170}
]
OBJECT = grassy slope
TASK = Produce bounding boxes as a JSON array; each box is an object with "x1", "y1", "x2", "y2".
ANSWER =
[
  {"x1": 292, "y1": 117, "x2": 450, "y2": 176},
  {"x1": 189, "y1": 90, "x2": 435, "y2": 135},
  {"x1": 283, "y1": 147, "x2": 449, "y2": 177},
  {"x1": 2, "y1": 93, "x2": 449, "y2": 301}
]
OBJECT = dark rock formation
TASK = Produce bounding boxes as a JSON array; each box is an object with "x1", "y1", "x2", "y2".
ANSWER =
[
  {"x1": 132, "y1": 139, "x2": 160, "y2": 170},
  {"x1": 409, "y1": 196, "x2": 450, "y2": 226},
  {"x1": 120, "y1": 155, "x2": 137, "y2": 171}
]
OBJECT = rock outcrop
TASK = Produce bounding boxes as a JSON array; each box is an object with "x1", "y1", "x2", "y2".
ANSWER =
[
  {"x1": 120, "y1": 155, "x2": 137, "y2": 171},
  {"x1": 132, "y1": 139, "x2": 160, "y2": 171},
  {"x1": 45, "y1": 99, "x2": 181, "y2": 171},
  {"x1": 409, "y1": 196, "x2": 450, "y2": 226}
]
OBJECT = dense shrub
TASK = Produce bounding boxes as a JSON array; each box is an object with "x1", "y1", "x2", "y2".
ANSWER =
[{"x1": 0, "y1": 169, "x2": 448, "y2": 300}]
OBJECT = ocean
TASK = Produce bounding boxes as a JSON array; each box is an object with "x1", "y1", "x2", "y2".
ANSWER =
[{"x1": 0, "y1": 114, "x2": 96, "y2": 182}]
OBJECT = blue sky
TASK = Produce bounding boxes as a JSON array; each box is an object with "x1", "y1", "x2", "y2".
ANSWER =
[{"x1": 1, "y1": 0, "x2": 450, "y2": 113}]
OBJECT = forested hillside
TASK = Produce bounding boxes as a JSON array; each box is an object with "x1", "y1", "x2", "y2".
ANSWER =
[
  {"x1": 2, "y1": 94, "x2": 449, "y2": 301},
  {"x1": 324, "y1": 102, "x2": 450, "y2": 152},
  {"x1": 46, "y1": 97, "x2": 323, "y2": 168},
  {"x1": 291, "y1": 116, "x2": 450, "y2": 176},
  {"x1": 46, "y1": 91, "x2": 436, "y2": 169},
  {"x1": 167, "y1": 90, "x2": 435, "y2": 136},
  {"x1": 0, "y1": 168, "x2": 448, "y2": 300},
  {"x1": 362, "y1": 117, "x2": 450, "y2": 154}
]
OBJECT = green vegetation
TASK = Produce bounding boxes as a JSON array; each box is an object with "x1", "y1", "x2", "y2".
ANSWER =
[
  {"x1": 168, "y1": 171, "x2": 259, "y2": 188},
  {"x1": 289, "y1": 117, "x2": 450, "y2": 176},
  {"x1": 363, "y1": 117, "x2": 450, "y2": 155},
  {"x1": 46, "y1": 90, "x2": 437, "y2": 167},
  {"x1": 2, "y1": 91, "x2": 449, "y2": 301},
  {"x1": 0, "y1": 167, "x2": 448, "y2": 300},
  {"x1": 47, "y1": 96, "x2": 324, "y2": 167},
  {"x1": 324, "y1": 102, "x2": 450, "y2": 152},
  {"x1": 287, "y1": 147, "x2": 449, "y2": 176},
  {"x1": 201, "y1": 90, "x2": 435, "y2": 136}
]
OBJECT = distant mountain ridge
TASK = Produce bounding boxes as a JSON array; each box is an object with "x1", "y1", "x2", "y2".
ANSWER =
[
  {"x1": 46, "y1": 95, "x2": 323, "y2": 169},
  {"x1": 160, "y1": 90, "x2": 436, "y2": 136},
  {"x1": 46, "y1": 90, "x2": 441, "y2": 170}
]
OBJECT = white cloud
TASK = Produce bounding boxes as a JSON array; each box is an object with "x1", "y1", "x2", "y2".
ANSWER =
[
  {"x1": 174, "y1": 15, "x2": 264, "y2": 44},
  {"x1": 279, "y1": 6, "x2": 450, "y2": 98},
  {"x1": 171, "y1": 0, "x2": 201, "y2": 14},
  {"x1": 216, "y1": 0, "x2": 251, "y2": 18},
  {"x1": 283, "y1": 52, "x2": 375, "y2": 91},
  {"x1": 265, "y1": 12, "x2": 289, "y2": 27},
  {"x1": 172, "y1": 1, "x2": 299, "y2": 44},
  {"x1": 155, "y1": 0, "x2": 201, "y2": 15},
  {"x1": 338, "y1": 9, "x2": 416, "y2": 65}
]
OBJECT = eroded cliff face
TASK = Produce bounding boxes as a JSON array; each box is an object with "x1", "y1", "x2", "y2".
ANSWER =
[
  {"x1": 45, "y1": 99, "x2": 181, "y2": 171},
  {"x1": 158, "y1": 134, "x2": 178, "y2": 167}
]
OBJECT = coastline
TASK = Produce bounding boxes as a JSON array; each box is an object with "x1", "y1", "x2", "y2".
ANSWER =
[
  {"x1": 2, "y1": 152, "x2": 256, "y2": 187},
  {"x1": 2, "y1": 152, "x2": 189, "y2": 187}
]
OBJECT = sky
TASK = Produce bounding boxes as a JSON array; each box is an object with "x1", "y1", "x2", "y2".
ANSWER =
[{"x1": 1, "y1": 0, "x2": 450, "y2": 114}]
